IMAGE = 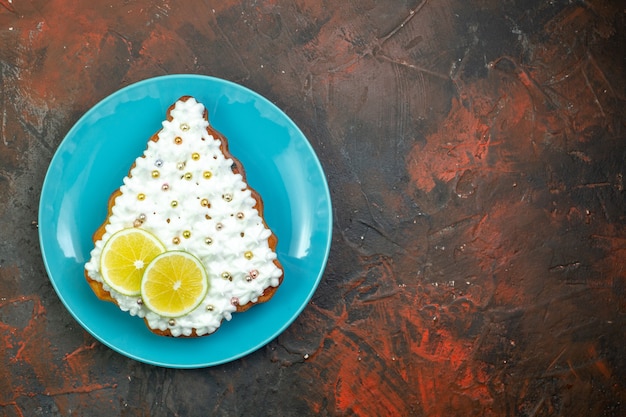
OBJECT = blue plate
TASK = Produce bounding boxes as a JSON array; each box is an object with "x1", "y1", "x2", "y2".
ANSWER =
[{"x1": 38, "y1": 75, "x2": 332, "y2": 368}]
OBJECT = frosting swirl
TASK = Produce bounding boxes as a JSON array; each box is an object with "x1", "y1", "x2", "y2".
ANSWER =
[{"x1": 85, "y1": 97, "x2": 283, "y2": 337}]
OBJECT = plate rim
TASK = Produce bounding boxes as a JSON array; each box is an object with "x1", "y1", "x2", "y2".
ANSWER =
[{"x1": 38, "y1": 74, "x2": 333, "y2": 368}]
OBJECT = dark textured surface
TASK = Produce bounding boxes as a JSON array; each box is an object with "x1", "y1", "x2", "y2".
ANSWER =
[{"x1": 1, "y1": 0, "x2": 625, "y2": 416}]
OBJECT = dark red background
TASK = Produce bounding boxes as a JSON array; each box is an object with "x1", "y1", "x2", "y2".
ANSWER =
[{"x1": 1, "y1": 1, "x2": 624, "y2": 416}]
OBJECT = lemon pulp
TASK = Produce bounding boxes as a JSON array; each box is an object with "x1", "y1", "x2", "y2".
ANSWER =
[
  {"x1": 99, "y1": 228, "x2": 166, "y2": 296},
  {"x1": 140, "y1": 251, "x2": 209, "y2": 317}
]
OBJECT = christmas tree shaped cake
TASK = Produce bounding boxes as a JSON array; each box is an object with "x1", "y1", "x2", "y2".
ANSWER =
[{"x1": 85, "y1": 96, "x2": 284, "y2": 337}]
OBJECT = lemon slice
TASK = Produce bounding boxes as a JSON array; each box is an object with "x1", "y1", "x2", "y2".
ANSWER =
[
  {"x1": 140, "y1": 251, "x2": 209, "y2": 317},
  {"x1": 99, "y1": 228, "x2": 166, "y2": 296}
]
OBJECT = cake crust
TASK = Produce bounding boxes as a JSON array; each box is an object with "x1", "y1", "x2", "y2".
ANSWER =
[{"x1": 84, "y1": 96, "x2": 283, "y2": 337}]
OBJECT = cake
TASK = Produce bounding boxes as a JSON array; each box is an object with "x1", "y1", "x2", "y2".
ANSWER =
[{"x1": 84, "y1": 96, "x2": 284, "y2": 337}]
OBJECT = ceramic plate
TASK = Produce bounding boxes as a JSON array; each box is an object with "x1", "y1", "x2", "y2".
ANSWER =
[{"x1": 38, "y1": 74, "x2": 332, "y2": 368}]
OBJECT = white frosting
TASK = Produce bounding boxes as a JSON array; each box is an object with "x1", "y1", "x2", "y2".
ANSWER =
[{"x1": 84, "y1": 97, "x2": 283, "y2": 337}]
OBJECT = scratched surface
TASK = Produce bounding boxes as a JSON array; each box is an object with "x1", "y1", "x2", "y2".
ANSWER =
[{"x1": 1, "y1": 0, "x2": 625, "y2": 416}]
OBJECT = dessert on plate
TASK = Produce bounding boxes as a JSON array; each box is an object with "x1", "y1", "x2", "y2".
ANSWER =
[{"x1": 84, "y1": 96, "x2": 284, "y2": 337}]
